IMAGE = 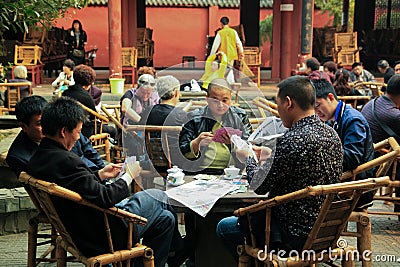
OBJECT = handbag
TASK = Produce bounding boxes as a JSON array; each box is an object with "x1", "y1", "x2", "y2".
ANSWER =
[{"x1": 72, "y1": 49, "x2": 85, "y2": 58}]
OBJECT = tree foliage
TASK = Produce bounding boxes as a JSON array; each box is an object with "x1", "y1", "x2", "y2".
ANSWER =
[
  {"x1": 314, "y1": 0, "x2": 355, "y2": 30},
  {"x1": 0, "y1": 0, "x2": 89, "y2": 35},
  {"x1": 259, "y1": 14, "x2": 273, "y2": 46}
]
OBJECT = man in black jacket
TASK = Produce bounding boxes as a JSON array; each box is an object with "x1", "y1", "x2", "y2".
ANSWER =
[
  {"x1": 179, "y1": 78, "x2": 251, "y2": 174},
  {"x1": 26, "y1": 97, "x2": 178, "y2": 267}
]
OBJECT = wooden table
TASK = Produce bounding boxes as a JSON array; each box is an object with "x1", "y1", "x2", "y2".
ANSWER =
[{"x1": 155, "y1": 176, "x2": 268, "y2": 267}]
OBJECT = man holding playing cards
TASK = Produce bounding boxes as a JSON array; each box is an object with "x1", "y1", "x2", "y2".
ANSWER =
[
  {"x1": 179, "y1": 78, "x2": 252, "y2": 174},
  {"x1": 26, "y1": 97, "x2": 182, "y2": 267}
]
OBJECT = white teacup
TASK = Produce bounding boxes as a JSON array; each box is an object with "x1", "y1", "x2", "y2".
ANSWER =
[
  {"x1": 168, "y1": 171, "x2": 185, "y2": 184},
  {"x1": 224, "y1": 165, "x2": 240, "y2": 178},
  {"x1": 167, "y1": 166, "x2": 183, "y2": 174}
]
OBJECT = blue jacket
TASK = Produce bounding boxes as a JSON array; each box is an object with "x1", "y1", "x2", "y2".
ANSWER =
[{"x1": 333, "y1": 101, "x2": 375, "y2": 177}]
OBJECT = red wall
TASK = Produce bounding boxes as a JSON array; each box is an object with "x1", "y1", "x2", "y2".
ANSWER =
[
  {"x1": 53, "y1": 7, "x2": 110, "y2": 67},
  {"x1": 53, "y1": 6, "x2": 332, "y2": 68}
]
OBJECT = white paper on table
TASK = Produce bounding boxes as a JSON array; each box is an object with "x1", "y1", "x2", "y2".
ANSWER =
[{"x1": 166, "y1": 180, "x2": 236, "y2": 217}]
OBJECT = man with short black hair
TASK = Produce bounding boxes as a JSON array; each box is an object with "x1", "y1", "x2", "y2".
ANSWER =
[
  {"x1": 350, "y1": 62, "x2": 375, "y2": 82},
  {"x1": 216, "y1": 76, "x2": 343, "y2": 260},
  {"x1": 26, "y1": 97, "x2": 180, "y2": 266},
  {"x1": 313, "y1": 79, "x2": 375, "y2": 209},
  {"x1": 305, "y1": 57, "x2": 332, "y2": 83}
]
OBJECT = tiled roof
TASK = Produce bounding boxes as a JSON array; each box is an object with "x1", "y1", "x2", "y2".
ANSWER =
[{"x1": 89, "y1": 0, "x2": 273, "y2": 8}]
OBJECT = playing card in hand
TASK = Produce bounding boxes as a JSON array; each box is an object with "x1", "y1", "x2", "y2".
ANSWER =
[{"x1": 213, "y1": 127, "x2": 242, "y2": 143}]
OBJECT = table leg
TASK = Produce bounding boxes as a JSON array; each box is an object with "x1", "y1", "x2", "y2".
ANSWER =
[{"x1": 194, "y1": 212, "x2": 237, "y2": 267}]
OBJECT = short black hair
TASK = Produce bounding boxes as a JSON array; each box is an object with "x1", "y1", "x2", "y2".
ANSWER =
[
  {"x1": 41, "y1": 97, "x2": 86, "y2": 136},
  {"x1": 377, "y1": 59, "x2": 389, "y2": 69},
  {"x1": 386, "y1": 74, "x2": 400, "y2": 96},
  {"x1": 323, "y1": 61, "x2": 338, "y2": 73},
  {"x1": 313, "y1": 79, "x2": 338, "y2": 100},
  {"x1": 351, "y1": 62, "x2": 362, "y2": 69},
  {"x1": 306, "y1": 57, "x2": 320, "y2": 71},
  {"x1": 220, "y1": 17, "x2": 229, "y2": 25},
  {"x1": 277, "y1": 76, "x2": 315, "y2": 111},
  {"x1": 15, "y1": 96, "x2": 47, "y2": 125},
  {"x1": 63, "y1": 59, "x2": 75, "y2": 70}
]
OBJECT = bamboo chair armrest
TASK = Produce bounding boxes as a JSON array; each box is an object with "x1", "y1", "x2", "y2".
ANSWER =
[
  {"x1": 234, "y1": 177, "x2": 390, "y2": 217},
  {"x1": 90, "y1": 133, "x2": 110, "y2": 141},
  {"x1": 125, "y1": 125, "x2": 182, "y2": 132},
  {"x1": 78, "y1": 102, "x2": 109, "y2": 122},
  {"x1": 19, "y1": 172, "x2": 148, "y2": 226}
]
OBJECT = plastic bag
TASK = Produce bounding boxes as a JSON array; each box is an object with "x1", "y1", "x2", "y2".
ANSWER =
[
  {"x1": 248, "y1": 116, "x2": 287, "y2": 146},
  {"x1": 190, "y1": 79, "x2": 202, "y2": 92}
]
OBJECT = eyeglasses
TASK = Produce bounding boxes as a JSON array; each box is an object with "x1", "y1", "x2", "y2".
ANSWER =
[{"x1": 139, "y1": 81, "x2": 155, "y2": 87}]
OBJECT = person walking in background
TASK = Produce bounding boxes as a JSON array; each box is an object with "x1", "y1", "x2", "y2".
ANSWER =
[
  {"x1": 377, "y1": 59, "x2": 395, "y2": 84},
  {"x1": 210, "y1": 16, "x2": 244, "y2": 83},
  {"x1": 65, "y1": 19, "x2": 87, "y2": 65},
  {"x1": 51, "y1": 59, "x2": 75, "y2": 94}
]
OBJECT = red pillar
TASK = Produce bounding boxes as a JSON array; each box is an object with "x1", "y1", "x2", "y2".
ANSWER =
[
  {"x1": 109, "y1": 0, "x2": 122, "y2": 78},
  {"x1": 280, "y1": 0, "x2": 293, "y2": 79}
]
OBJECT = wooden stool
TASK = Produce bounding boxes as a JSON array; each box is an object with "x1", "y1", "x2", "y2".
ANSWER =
[
  {"x1": 182, "y1": 56, "x2": 196, "y2": 68},
  {"x1": 12, "y1": 64, "x2": 44, "y2": 87}
]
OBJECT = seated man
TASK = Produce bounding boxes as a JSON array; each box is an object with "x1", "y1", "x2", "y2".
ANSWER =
[
  {"x1": 216, "y1": 76, "x2": 343, "y2": 260},
  {"x1": 6, "y1": 96, "x2": 105, "y2": 177},
  {"x1": 362, "y1": 74, "x2": 400, "y2": 214},
  {"x1": 305, "y1": 57, "x2": 332, "y2": 84},
  {"x1": 313, "y1": 79, "x2": 375, "y2": 209},
  {"x1": 179, "y1": 78, "x2": 252, "y2": 174},
  {"x1": 26, "y1": 97, "x2": 180, "y2": 266},
  {"x1": 350, "y1": 62, "x2": 375, "y2": 83}
]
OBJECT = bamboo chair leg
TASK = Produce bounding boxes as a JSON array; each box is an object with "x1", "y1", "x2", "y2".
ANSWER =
[
  {"x1": 27, "y1": 217, "x2": 38, "y2": 267},
  {"x1": 237, "y1": 245, "x2": 251, "y2": 267},
  {"x1": 143, "y1": 247, "x2": 155, "y2": 267},
  {"x1": 342, "y1": 248, "x2": 356, "y2": 267},
  {"x1": 56, "y1": 239, "x2": 67, "y2": 267},
  {"x1": 357, "y1": 214, "x2": 372, "y2": 267}
]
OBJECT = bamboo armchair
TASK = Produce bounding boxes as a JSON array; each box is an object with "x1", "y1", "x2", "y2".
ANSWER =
[
  {"x1": 252, "y1": 97, "x2": 279, "y2": 118},
  {"x1": 340, "y1": 137, "x2": 400, "y2": 267},
  {"x1": 79, "y1": 102, "x2": 111, "y2": 162},
  {"x1": 19, "y1": 172, "x2": 154, "y2": 267},
  {"x1": 0, "y1": 82, "x2": 32, "y2": 114},
  {"x1": 249, "y1": 117, "x2": 266, "y2": 132},
  {"x1": 234, "y1": 177, "x2": 390, "y2": 267},
  {"x1": 338, "y1": 95, "x2": 371, "y2": 110},
  {"x1": 125, "y1": 125, "x2": 182, "y2": 190},
  {"x1": 351, "y1": 81, "x2": 386, "y2": 97}
]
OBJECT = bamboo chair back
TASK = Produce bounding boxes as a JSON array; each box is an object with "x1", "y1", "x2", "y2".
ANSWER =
[
  {"x1": 352, "y1": 81, "x2": 386, "y2": 97},
  {"x1": 235, "y1": 177, "x2": 390, "y2": 267},
  {"x1": 252, "y1": 97, "x2": 279, "y2": 118},
  {"x1": 248, "y1": 117, "x2": 266, "y2": 132},
  {"x1": 19, "y1": 172, "x2": 154, "y2": 267},
  {"x1": 125, "y1": 125, "x2": 182, "y2": 171},
  {"x1": 101, "y1": 104, "x2": 125, "y2": 163},
  {"x1": 0, "y1": 82, "x2": 32, "y2": 114},
  {"x1": 338, "y1": 95, "x2": 370, "y2": 110},
  {"x1": 79, "y1": 102, "x2": 111, "y2": 162}
]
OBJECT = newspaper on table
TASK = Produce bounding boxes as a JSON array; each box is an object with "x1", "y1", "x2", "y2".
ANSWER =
[
  {"x1": 166, "y1": 179, "x2": 236, "y2": 217},
  {"x1": 248, "y1": 116, "x2": 287, "y2": 146}
]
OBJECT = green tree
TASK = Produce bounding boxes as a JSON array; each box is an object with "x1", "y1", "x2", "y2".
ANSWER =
[
  {"x1": 314, "y1": 0, "x2": 355, "y2": 30},
  {"x1": 0, "y1": 0, "x2": 88, "y2": 33},
  {"x1": 259, "y1": 14, "x2": 273, "y2": 46}
]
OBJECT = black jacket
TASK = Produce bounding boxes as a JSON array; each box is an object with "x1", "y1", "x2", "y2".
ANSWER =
[
  {"x1": 179, "y1": 105, "x2": 251, "y2": 171},
  {"x1": 26, "y1": 138, "x2": 130, "y2": 257}
]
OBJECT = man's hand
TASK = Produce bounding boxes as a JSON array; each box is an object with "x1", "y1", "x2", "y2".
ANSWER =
[
  {"x1": 253, "y1": 146, "x2": 272, "y2": 162},
  {"x1": 239, "y1": 53, "x2": 244, "y2": 60},
  {"x1": 98, "y1": 163, "x2": 123, "y2": 180},
  {"x1": 192, "y1": 132, "x2": 214, "y2": 154}
]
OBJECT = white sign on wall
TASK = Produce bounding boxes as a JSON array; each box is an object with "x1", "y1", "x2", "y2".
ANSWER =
[{"x1": 280, "y1": 4, "x2": 294, "y2": 11}]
